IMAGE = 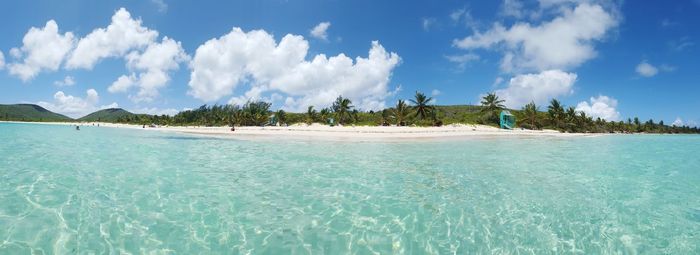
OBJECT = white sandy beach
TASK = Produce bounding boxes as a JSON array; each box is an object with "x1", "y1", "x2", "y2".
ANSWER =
[{"x1": 3, "y1": 121, "x2": 594, "y2": 140}]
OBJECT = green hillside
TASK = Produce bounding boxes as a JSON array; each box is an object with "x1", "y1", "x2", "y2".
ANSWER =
[
  {"x1": 0, "y1": 104, "x2": 73, "y2": 122},
  {"x1": 78, "y1": 108, "x2": 136, "y2": 122}
]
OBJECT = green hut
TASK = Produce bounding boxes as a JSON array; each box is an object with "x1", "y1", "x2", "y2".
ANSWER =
[
  {"x1": 500, "y1": 110, "x2": 516, "y2": 129},
  {"x1": 268, "y1": 114, "x2": 277, "y2": 126}
]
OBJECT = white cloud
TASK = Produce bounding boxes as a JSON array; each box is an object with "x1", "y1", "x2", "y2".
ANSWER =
[
  {"x1": 8, "y1": 20, "x2": 75, "y2": 81},
  {"x1": 0, "y1": 51, "x2": 4, "y2": 69},
  {"x1": 108, "y1": 74, "x2": 136, "y2": 93},
  {"x1": 115, "y1": 37, "x2": 188, "y2": 102},
  {"x1": 310, "y1": 22, "x2": 331, "y2": 41},
  {"x1": 37, "y1": 89, "x2": 118, "y2": 118},
  {"x1": 635, "y1": 61, "x2": 658, "y2": 77},
  {"x1": 672, "y1": 117, "x2": 683, "y2": 127},
  {"x1": 445, "y1": 53, "x2": 480, "y2": 70},
  {"x1": 431, "y1": 89, "x2": 441, "y2": 97},
  {"x1": 53, "y1": 75, "x2": 75, "y2": 87},
  {"x1": 454, "y1": 3, "x2": 618, "y2": 72},
  {"x1": 495, "y1": 70, "x2": 577, "y2": 108},
  {"x1": 635, "y1": 61, "x2": 675, "y2": 77},
  {"x1": 151, "y1": 0, "x2": 167, "y2": 13},
  {"x1": 669, "y1": 118, "x2": 696, "y2": 127},
  {"x1": 131, "y1": 107, "x2": 178, "y2": 116},
  {"x1": 188, "y1": 28, "x2": 401, "y2": 112},
  {"x1": 538, "y1": 0, "x2": 580, "y2": 8},
  {"x1": 492, "y1": 77, "x2": 505, "y2": 87},
  {"x1": 422, "y1": 18, "x2": 437, "y2": 31},
  {"x1": 501, "y1": 0, "x2": 525, "y2": 18},
  {"x1": 66, "y1": 8, "x2": 158, "y2": 69},
  {"x1": 575, "y1": 95, "x2": 620, "y2": 121},
  {"x1": 450, "y1": 8, "x2": 478, "y2": 30}
]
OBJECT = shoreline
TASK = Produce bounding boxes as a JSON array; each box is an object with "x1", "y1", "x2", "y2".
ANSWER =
[{"x1": 1, "y1": 120, "x2": 601, "y2": 141}]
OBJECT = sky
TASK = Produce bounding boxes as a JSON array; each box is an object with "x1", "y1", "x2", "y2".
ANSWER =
[{"x1": 0, "y1": 0, "x2": 697, "y2": 126}]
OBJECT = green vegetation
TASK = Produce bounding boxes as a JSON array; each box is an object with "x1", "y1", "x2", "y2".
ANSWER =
[
  {"x1": 79, "y1": 108, "x2": 136, "y2": 122},
  {"x1": 0, "y1": 104, "x2": 72, "y2": 122},
  {"x1": 331, "y1": 96, "x2": 354, "y2": 125},
  {"x1": 479, "y1": 93, "x2": 506, "y2": 125},
  {"x1": 391, "y1": 99, "x2": 410, "y2": 126},
  {"x1": 3, "y1": 92, "x2": 698, "y2": 134}
]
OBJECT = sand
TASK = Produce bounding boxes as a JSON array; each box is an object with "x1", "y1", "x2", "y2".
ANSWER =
[{"x1": 2, "y1": 121, "x2": 596, "y2": 141}]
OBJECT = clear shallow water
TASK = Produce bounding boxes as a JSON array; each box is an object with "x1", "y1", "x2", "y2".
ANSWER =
[{"x1": 0, "y1": 123, "x2": 699, "y2": 254}]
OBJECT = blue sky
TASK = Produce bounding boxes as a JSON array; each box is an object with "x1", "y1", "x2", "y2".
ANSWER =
[{"x1": 0, "y1": 0, "x2": 697, "y2": 125}]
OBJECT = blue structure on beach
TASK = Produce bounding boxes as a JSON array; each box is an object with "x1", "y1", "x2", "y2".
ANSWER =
[{"x1": 500, "y1": 111, "x2": 516, "y2": 129}]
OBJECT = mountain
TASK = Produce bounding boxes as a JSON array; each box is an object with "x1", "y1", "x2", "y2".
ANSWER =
[
  {"x1": 78, "y1": 108, "x2": 136, "y2": 122},
  {"x1": 0, "y1": 104, "x2": 73, "y2": 122}
]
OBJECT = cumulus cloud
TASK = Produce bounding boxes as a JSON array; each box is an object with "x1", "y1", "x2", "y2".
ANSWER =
[
  {"x1": 672, "y1": 117, "x2": 683, "y2": 127},
  {"x1": 635, "y1": 61, "x2": 675, "y2": 77},
  {"x1": 635, "y1": 61, "x2": 658, "y2": 77},
  {"x1": 188, "y1": 27, "x2": 401, "y2": 111},
  {"x1": 454, "y1": 3, "x2": 618, "y2": 72},
  {"x1": 0, "y1": 51, "x2": 4, "y2": 69},
  {"x1": 310, "y1": 22, "x2": 331, "y2": 41},
  {"x1": 53, "y1": 75, "x2": 75, "y2": 87},
  {"x1": 37, "y1": 89, "x2": 118, "y2": 118},
  {"x1": 7, "y1": 7, "x2": 186, "y2": 104},
  {"x1": 108, "y1": 74, "x2": 136, "y2": 93},
  {"x1": 495, "y1": 70, "x2": 576, "y2": 108},
  {"x1": 8, "y1": 20, "x2": 75, "y2": 81},
  {"x1": 575, "y1": 95, "x2": 620, "y2": 121},
  {"x1": 114, "y1": 37, "x2": 188, "y2": 102},
  {"x1": 66, "y1": 8, "x2": 158, "y2": 69}
]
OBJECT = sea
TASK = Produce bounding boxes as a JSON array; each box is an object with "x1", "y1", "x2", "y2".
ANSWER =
[{"x1": 0, "y1": 122, "x2": 698, "y2": 254}]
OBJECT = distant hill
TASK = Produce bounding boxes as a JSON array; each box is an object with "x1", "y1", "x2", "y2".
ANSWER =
[
  {"x1": 0, "y1": 104, "x2": 73, "y2": 122},
  {"x1": 78, "y1": 108, "x2": 136, "y2": 122}
]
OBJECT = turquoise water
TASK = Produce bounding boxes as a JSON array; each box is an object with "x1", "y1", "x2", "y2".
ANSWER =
[{"x1": 0, "y1": 123, "x2": 699, "y2": 254}]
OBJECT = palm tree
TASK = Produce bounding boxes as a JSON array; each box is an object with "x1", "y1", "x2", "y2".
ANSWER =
[
  {"x1": 275, "y1": 110, "x2": 287, "y2": 126},
  {"x1": 480, "y1": 93, "x2": 505, "y2": 124},
  {"x1": 521, "y1": 101, "x2": 539, "y2": 130},
  {"x1": 547, "y1": 99, "x2": 565, "y2": 130},
  {"x1": 430, "y1": 109, "x2": 443, "y2": 127},
  {"x1": 633, "y1": 117, "x2": 641, "y2": 132},
  {"x1": 319, "y1": 108, "x2": 331, "y2": 124},
  {"x1": 381, "y1": 109, "x2": 391, "y2": 126},
  {"x1": 332, "y1": 96, "x2": 354, "y2": 125},
  {"x1": 306, "y1": 106, "x2": 317, "y2": 124},
  {"x1": 410, "y1": 91, "x2": 434, "y2": 120},
  {"x1": 232, "y1": 108, "x2": 244, "y2": 126},
  {"x1": 392, "y1": 100, "x2": 410, "y2": 126},
  {"x1": 565, "y1": 107, "x2": 578, "y2": 132},
  {"x1": 242, "y1": 100, "x2": 271, "y2": 126}
]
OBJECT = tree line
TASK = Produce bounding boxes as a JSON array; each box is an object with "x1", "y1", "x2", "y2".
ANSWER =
[
  {"x1": 480, "y1": 92, "x2": 699, "y2": 134},
  {"x1": 112, "y1": 92, "x2": 699, "y2": 134}
]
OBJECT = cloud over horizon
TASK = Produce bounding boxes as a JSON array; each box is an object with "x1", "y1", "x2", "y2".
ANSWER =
[
  {"x1": 495, "y1": 69, "x2": 577, "y2": 108},
  {"x1": 37, "y1": 89, "x2": 118, "y2": 118},
  {"x1": 575, "y1": 95, "x2": 621, "y2": 121},
  {"x1": 459, "y1": 1, "x2": 620, "y2": 111},
  {"x1": 188, "y1": 27, "x2": 401, "y2": 111}
]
